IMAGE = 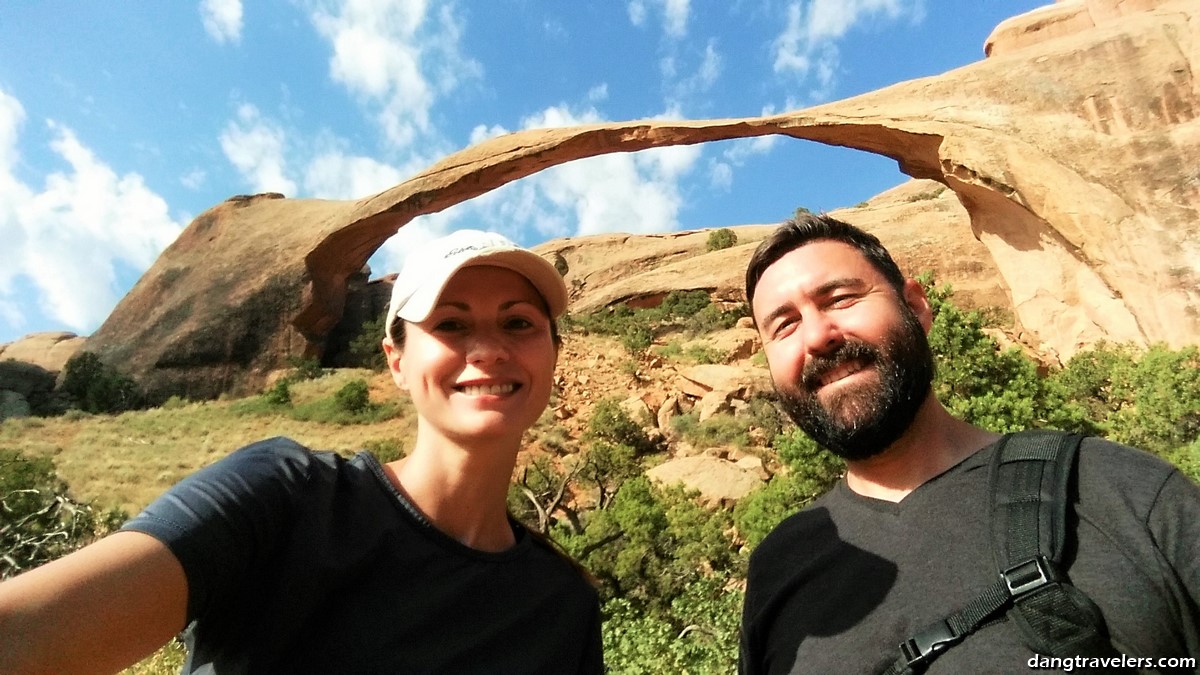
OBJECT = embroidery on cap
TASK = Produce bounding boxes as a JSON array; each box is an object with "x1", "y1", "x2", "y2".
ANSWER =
[{"x1": 445, "y1": 244, "x2": 488, "y2": 257}]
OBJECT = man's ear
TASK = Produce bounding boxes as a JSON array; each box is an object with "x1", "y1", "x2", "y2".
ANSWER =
[
  {"x1": 902, "y1": 279, "x2": 934, "y2": 332},
  {"x1": 381, "y1": 338, "x2": 408, "y2": 391}
]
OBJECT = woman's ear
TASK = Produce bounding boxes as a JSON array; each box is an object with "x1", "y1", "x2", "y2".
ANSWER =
[
  {"x1": 902, "y1": 278, "x2": 934, "y2": 332},
  {"x1": 381, "y1": 337, "x2": 408, "y2": 391}
]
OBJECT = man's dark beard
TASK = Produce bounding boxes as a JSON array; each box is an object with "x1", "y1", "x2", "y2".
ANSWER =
[{"x1": 775, "y1": 306, "x2": 934, "y2": 462}]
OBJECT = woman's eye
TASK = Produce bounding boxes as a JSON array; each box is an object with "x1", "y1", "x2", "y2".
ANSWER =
[
  {"x1": 505, "y1": 317, "x2": 535, "y2": 330},
  {"x1": 434, "y1": 319, "x2": 466, "y2": 332}
]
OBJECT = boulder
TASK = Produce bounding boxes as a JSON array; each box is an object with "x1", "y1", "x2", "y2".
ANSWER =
[
  {"x1": 0, "y1": 361, "x2": 56, "y2": 399},
  {"x1": 0, "y1": 332, "x2": 86, "y2": 373},
  {"x1": 646, "y1": 455, "x2": 765, "y2": 505}
]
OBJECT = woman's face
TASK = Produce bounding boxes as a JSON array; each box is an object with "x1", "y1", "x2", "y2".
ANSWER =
[{"x1": 383, "y1": 265, "x2": 558, "y2": 446}]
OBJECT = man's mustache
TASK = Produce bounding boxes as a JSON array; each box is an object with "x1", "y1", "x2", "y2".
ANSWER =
[{"x1": 801, "y1": 340, "x2": 880, "y2": 391}]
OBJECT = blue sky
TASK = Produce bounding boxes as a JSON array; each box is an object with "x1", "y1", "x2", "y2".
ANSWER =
[{"x1": 0, "y1": 0, "x2": 1046, "y2": 345}]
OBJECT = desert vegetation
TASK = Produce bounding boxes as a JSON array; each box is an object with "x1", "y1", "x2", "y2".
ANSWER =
[{"x1": 2, "y1": 280, "x2": 1197, "y2": 674}]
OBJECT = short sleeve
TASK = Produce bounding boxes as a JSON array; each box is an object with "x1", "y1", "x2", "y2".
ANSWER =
[{"x1": 121, "y1": 437, "x2": 315, "y2": 621}]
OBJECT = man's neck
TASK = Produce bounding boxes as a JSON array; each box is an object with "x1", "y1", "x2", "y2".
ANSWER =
[{"x1": 843, "y1": 397, "x2": 1000, "y2": 503}]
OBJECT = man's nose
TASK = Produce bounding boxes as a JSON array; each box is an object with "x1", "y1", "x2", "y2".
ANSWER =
[{"x1": 802, "y1": 311, "x2": 843, "y2": 357}]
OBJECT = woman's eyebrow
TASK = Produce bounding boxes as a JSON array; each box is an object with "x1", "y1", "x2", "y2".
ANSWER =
[{"x1": 435, "y1": 299, "x2": 541, "y2": 311}]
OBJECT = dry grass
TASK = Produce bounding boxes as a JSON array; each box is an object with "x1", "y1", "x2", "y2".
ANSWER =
[{"x1": 0, "y1": 369, "x2": 417, "y2": 514}]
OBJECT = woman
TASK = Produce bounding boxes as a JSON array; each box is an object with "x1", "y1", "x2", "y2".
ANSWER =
[{"x1": 0, "y1": 229, "x2": 604, "y2": 674}]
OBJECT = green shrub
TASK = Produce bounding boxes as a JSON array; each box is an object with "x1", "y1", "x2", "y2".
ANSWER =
[
  {"x1": 772, "y1": 429, "x2": 845, "y2": 492},
  {"x1": 262, "y1": 380, "x2": 292, "y2": 406},
  {"x1": 682, "y1": 344, "x2": 724, "y2": 364},
  {"x1": 578, "y1": 441, "x2": 642, "y2": 510},
  {"x1": 671, "y1": 412, "x2": 751, "y2": 449},
  {"x1": 586, "y1": 398, "x2": 658, "y2": 455},
  {"x1": 557, "y1": 477, "x2": 736, "y2": 611},
  {"x1": 684, "y1": 302, "x2": 748, "y2": 336},
  {"x1": 285, "y1": 355, "x2": 326, "y2": 382},
  {"x1": 706, "y1": 228, "x2": 737, "y2": 252},
  {"x1": 0, "y1": 448, "x2": 123, "y2": 578},
  {"x1": 161, "y1": 395, "x2": 190, "y2": 410},
  {"x1": 620, "y1": 325, "x2": 653, "y2": 355},
  {"x1": 1052, "y1": 343, "x2": 1200, "y2": 456},
  {"x1": 734, "y1": 474, "x2": 814, "y2": 548},
  {"x1": 60, "y1": 352, "x2": 144, "y2": 415},
  {"x1": 290, "y1": 397, "x2": 400, "y2": 425},
  {"x1": 334, "y1": 379, "x2": 371, "y2": 413},
  {"x1": 921, "y1": 275, "x2": 1087, "y2": 433},
  {"x1": 602, "y1": 575, "x2": 741, "y2": 674},
  {"x1": 363, "y1": 438, "x2": 405, "y2": 464}
]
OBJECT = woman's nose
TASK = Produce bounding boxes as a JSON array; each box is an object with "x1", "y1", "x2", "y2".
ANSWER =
[{"x1": 466, "y1": 330, "x2": 509, "y2": 363}]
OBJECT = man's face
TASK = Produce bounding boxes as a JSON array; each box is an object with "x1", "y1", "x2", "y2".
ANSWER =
[{"x1": 751, "y1": 240, "x2": 935, "y2": 461}]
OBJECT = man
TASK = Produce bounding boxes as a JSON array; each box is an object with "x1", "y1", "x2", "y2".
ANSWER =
[{"x1": 738, "y1": 214, "x2": 1200, "y2": 674}]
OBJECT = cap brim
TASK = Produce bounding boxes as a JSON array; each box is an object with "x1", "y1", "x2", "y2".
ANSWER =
[{"x1": 395, "y1": 249, "x2": 567, "y2": 324}]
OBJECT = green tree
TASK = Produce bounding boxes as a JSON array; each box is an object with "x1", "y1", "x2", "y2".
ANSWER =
[
  {"x1": 585, "y1": 398, "x2": 658, "y2": 455},
  {"x1": 0, "y1": 449, "x2": 121, "y2": 578},
  {"x1": 346, "y1": 314, "x2": 389, "y2": 370},
  {"x1": 706, "y1": 228, "x2": 738, "y2": 252},
  {"x1": 60, "y1": 351, "x2": 144, "y2": 414},
  {"x1": 557, "y1": 477, "x2": 735, "y2": 613},
  {"x1": 921, "y1": 276, "x2": 1086, "y2": 433}
]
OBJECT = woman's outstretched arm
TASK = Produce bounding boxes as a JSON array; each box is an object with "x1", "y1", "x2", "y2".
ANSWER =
[{"x1": 0, "y1": 530, "x2": 188, "y2": 675}]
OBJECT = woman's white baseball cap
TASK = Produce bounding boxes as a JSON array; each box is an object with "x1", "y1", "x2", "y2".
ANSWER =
[{"x1": 384, "y1": 229, "x2": 568, "y2": 339}]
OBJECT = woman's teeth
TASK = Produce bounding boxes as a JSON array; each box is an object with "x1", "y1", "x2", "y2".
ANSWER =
[{"x1": 459, "y1": 383, "x2": 517, "y2": 396}]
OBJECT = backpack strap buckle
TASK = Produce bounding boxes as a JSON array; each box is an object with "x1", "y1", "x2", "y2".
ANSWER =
[
  {"x1": 899, "y1": 620, "x2": 958, "y2": 669},
  {"x1": 1001, "y1": 556, "x2": 1056, "y2": 597}
]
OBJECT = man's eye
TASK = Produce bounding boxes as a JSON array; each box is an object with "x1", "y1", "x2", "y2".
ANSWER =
[
  {"x1": 773, "y1": 318, "x2": 798, "y2": 339},
  {"x1": 829, "y1": 294, "x2": 858, "y2": 308}
]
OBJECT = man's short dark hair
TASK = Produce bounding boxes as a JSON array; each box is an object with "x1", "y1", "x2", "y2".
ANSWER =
[{"x1": 744, "y1": 213, "x2": 907, "y2": 308}]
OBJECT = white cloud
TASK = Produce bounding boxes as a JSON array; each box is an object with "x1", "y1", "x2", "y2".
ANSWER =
[
  {"x1": 310, "y1": 0, "x2": 481, "y2": 149},
  {"x1": 669, "y1": 39, "x2": 721, "y2": 100},
  {"x1": 0, "y1": 94, "x2": 184, "y2": 335},
  {"x1": 627, "y1": 1, "x2": 647, "y2": 27},
  {"x1": 662, "y1": 0, "x2": 690, "y2": 38},
  {"x1": 303, "y1": 151, "x2": 408, "y2": 200},
  {"x1": 180, "y1": 168, "x2": 207, "y2": 190},
  {"x1": 628, "y1": 0, "x2": 690, "y2": 38},
  {"x1": 587, "y1": 84, "x2": 609, "y2": 103},
  {"x1": 200, "y1": 0, "x2": 244, "y2": 44},
  {"x1": 469, "y1": 123, "x2": 509, "y2": 144},
  {"x1": 219, "y1": 104, "x2": 298, "y2": 195},
  {"x1": 456, "y1": 104, "x2": 702, "y2": 240},
  {"x1": 773, "y1": 0, "x2": 912, "y2": 95},
  {"x1": 708, "y1": 160, "x2": 733, "y2": 191}
]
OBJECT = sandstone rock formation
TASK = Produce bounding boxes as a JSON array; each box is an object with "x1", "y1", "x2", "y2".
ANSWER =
[
  {"x1": 81, "y1": 0, "x2": 1199, "y2": 401},
  {"x1": 0, "y1": 331, "x2": 86, "y2": 373},
  {"x1": 0, "y1": 332, "x2": 85, "y2": 418}
]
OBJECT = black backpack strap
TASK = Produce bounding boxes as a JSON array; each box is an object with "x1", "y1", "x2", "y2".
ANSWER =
[
  {"x1": 881, "y1": 431, "x2": 1119, "y2": 675},
  {"x1": 990, "y1": 431, "x2": 1118, "y2": 662}
]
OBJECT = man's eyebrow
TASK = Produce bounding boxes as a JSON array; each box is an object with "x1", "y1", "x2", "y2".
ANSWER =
[
  {"x1": 757, "y1": 277, "x2": 869, "y2": 329},
  {"x1": 813, "y1": 277, "x2": 867, "y2": 296},
  {"x1": 759, "y1": 304, "x2": 794, "y2": 331}
]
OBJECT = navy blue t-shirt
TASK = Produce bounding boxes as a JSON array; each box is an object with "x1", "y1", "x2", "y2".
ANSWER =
[{"x1": 123, "y1": 437, "x2": 603, "y2": 674}]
